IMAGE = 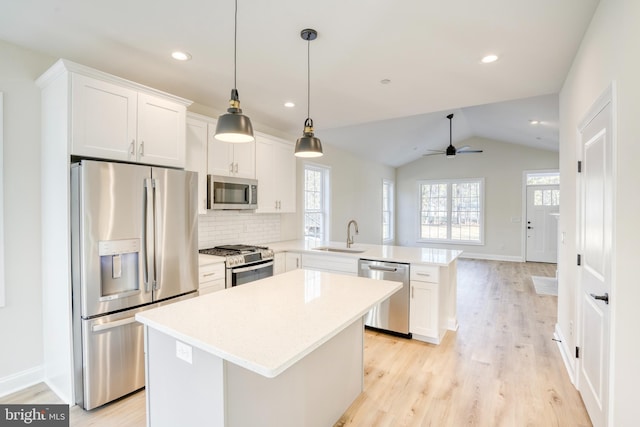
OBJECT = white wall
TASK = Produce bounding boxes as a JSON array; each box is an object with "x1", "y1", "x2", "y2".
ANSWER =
[
  {"x1": 396, "y1": 137, "x2": 558, "y2": 260},
  {"x1": 0, "y1": 40, "x2": 54, "y2": 395},
  {"x1": 558, "y1": 0, "x2": 640, "y2": 424},
  {"x1": 294, "y1": 143, "x2": 396, "y2": 245}
]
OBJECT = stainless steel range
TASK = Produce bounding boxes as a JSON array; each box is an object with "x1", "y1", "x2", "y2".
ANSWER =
[{"x1": 199, "y1": 245, "x2": 274, "y2": 287}]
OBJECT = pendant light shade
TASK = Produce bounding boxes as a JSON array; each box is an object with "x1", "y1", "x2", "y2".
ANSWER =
[
  {"x1": 295, "y1": 28, "x2": 323, "y2": 158},
  {"x1": 214, "y1": 0, "x2": 254, "y2": 143}
]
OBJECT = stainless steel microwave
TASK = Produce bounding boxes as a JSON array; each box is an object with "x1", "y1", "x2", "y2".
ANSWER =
[{"x1": 207, "y1": 175, "x2": 258, "y2": 210}]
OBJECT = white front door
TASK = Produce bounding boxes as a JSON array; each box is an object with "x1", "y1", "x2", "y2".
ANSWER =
[
  {"x1": 578, "y1": 95, "x2": 613, "y2": 427},
  {"x1": 526, "y1": 184, "x2": 559, "y2": 263}
]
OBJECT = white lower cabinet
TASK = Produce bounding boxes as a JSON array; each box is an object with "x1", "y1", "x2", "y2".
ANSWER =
[
  {"x1": 199, "y1": 262, "x2": 226, "y2": 295},
  {"x1": 409, "y1": 264, "x2": 447, "y2": 344},
  {"x1": 285, "y1": 253, "x2": 301, "y2": 272},
  {"x1": 301, "y1": 254, "x2": 358, "y2": 276},
  {"x1": 274, "y1": 253, "x2": 286, "y2": 275}
]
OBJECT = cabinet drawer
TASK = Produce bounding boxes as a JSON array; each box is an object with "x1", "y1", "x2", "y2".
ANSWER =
[
  {"x1": 199, "y1": 279, "x2": 225, "y2": 295},
  {"x1": 410, "y1": 265, "x2": 440, "y2": 283},
  {"x1": 199, "y1": 263, "x2": 225, "y2": 284}
]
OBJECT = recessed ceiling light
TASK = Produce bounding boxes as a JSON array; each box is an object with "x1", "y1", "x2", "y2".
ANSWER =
[
  {"x1": 171, "y1": 51, "x2": 192, "y2": 61},
  {"x1": 529, "y1": 120, "x2": 540, "y2": 125},
  {"x1": 380, "y1": 79, "x2": 391, "y2": 85},
  {"x1": 284, "y1": 102, "x2": 295, "y2": 108},
  {"x1": 481, "y1": 54, "x2": 498, "y2": 64}
]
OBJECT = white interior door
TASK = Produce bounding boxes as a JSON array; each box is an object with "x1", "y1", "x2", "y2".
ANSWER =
[
  {"x1": 526, "y1": 185, "x2": 559, "y2": 263},
  {"x1": 578, "y1": 98, "x2": 613, "y2": 427}
]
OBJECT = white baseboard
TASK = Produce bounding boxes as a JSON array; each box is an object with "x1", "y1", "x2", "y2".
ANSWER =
[
  {"x1": 554, "y1": 323, "x2": 576, "y2": 385},
  {"x1": 0, "y1": 365, "x2": 44, "y2": 398},
  {"x1": 447, "y1": 318, "x2": 459, "y2": 331},
  {"x1": 458, "y1": 252, "x2": 524, "y2": 263}
]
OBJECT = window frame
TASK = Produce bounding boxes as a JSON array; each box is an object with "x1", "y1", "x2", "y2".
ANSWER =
[
  {"x1": 303, "y1": 162, "x2": 331, "y2": 241},
  {"x1": 382, "y1": 179, "x2": 394, "y2": 243},
  {"x1": 417, "y1": 177, "x2": 485, "y2": 245}
]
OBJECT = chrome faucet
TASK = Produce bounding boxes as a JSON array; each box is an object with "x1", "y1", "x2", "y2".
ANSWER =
[{"x1": 346, "y1": 220, "x2": 359, "y2": 248}]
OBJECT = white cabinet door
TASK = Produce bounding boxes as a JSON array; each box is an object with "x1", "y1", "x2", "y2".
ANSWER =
[
  {"x1": 186, "y1": 116, "x2": 209, "y2": 214},
  {"x1": 273, "y1": 140, "x2": 296, "y2": 212},
  {"x1": 274, "y1": 253, "x2": 286, "y2": 275},
  {"x1": 232, "y1": 141, "x2": 255, "y2": 178},
  {"x1": 71, "y1": 73, "x2": 137, "y2": 161},
  {"x1": 285, "y1": 253, "x2": 301, "y2": 271},
  {"x1": 409, "y1": 281, "x2": 439, "y2": 339},
  {"x1": 255, "y1": 134, "x2": 295, "y2": 213},
  {"x1": 208, "y1": 137, "x2": 234, "y2": 177},
  {"x1": 255, "y1": 138, "x2": 276, "y2": 212},
  {"x1": 137, "y1": 93, "x2": 186, "y2": 168}
]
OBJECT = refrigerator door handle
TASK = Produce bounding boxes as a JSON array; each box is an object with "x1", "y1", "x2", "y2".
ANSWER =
[
  {"x1": 151, "y1": 178, "x2": 158, "y2": 291},
  {"x1": 143, "y1": 178, "x2": 156, "y2": 292}
]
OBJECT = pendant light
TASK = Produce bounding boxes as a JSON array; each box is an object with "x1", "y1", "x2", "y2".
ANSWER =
[
  {"x1": 294, "y1": 28, "x2": 323, "y2": 158},
  {"x1": 214, "y1": 0, "x2": 254, "y2": 143}
]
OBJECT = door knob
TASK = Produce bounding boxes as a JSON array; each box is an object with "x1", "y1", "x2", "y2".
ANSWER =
[
  {"x1": 590, "y1": 292, "x2": 609, "y2": 304},
  {"x1": 527, "y1": 226, "x2": 533, "y2": 229}
]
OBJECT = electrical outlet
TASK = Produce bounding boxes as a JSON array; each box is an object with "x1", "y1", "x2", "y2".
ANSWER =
[{"x1": 176, "y1": 340, "x2": 193, "y2": 364}]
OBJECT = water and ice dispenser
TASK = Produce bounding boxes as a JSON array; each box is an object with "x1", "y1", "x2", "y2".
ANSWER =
[{"x1": 98, "y1": 239, "x2": 140, "y2": 298}]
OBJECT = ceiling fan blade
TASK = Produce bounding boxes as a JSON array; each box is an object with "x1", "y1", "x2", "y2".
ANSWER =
[
  {"x1": 422, "y1": 152, "x2": 445, "y2": 157},
  {"x1": 456, "y1": 149, "x2": 483, "y2": 154}
]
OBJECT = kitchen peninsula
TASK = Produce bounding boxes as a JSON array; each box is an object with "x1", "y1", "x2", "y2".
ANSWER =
[{"x1": 135, "y1": 269, "x2": 401, "y2": 427}]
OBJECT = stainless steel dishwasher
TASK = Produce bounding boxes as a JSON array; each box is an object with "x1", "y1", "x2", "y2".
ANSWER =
[{"x1": 358, "y1": 259, "x2": 411, "y2": 337}]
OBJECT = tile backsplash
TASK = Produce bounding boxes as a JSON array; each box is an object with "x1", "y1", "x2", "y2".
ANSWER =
[{"x1": 198, "y1": 211, "x2": 281, "y2": 248}]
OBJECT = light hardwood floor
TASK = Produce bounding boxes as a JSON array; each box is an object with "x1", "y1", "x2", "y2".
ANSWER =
[{"x1": 1, "y1": 259, "x2": 591, "y2": 427}]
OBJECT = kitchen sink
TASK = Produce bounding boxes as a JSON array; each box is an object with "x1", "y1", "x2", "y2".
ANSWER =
[{"x1": 312, "y1": 246, "x2": 366, "y2": 254}]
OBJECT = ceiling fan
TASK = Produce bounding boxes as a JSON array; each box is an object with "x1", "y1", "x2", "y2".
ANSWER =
[{"x1": 423, "y1": 113, "x2": 483, "y2": 158}]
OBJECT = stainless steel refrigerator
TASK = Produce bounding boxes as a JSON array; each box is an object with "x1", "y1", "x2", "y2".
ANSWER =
[{"x1": 70, "y1": 160, "x2": 198, "y2": 410}]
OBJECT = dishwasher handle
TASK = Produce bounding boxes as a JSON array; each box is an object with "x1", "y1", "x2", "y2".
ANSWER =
[{"x1": 366, "y1": 265, "x2": 398, "y2": 273}]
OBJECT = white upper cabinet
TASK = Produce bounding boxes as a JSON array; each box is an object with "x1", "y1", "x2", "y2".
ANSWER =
[
  {"x1": 67, "y1": 62, "x2": 189, "y2": 168},
  {"x1": 71, "y1": 74, "x2": 137, "y2": 161},
  {"x1": 186, "y1": 114, "x2": 211, "y2": 214},
  {"x1": 136, "y1": 93, "x2": 186, "y2": 167},
  {"x1": 208, "y1": 135, "x2": 255, "y2": 179},
  {"x1": 255, "y1": 133, "x2": 296, "y2": 213}
]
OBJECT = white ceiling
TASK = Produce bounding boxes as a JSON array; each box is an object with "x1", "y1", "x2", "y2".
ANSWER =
[{"x1": 0, "y1": 0, "x2": 599, "y2": 167}]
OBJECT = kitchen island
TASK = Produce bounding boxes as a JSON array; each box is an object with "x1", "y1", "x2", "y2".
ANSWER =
[{"x1": 135, "y1": 269, "x2": 401, "y2": 427}]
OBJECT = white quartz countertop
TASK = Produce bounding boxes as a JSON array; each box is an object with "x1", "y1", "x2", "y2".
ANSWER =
[
  {"x1": 136, "y1": 269, "x2": 401, "y2": 378},
  {"x1": 198, "y1": 253, "x2": 225, "y2": 266},
  {"x1": 268, "y1": 240, "x2": 462, "y2": 266}
]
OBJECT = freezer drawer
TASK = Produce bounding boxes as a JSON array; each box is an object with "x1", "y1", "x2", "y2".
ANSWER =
[{"x1": 79, "y1": 307, "x2": 147, "y2": 410}]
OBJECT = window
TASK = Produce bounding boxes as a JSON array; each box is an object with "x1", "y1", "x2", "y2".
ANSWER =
[
  {"x1": 418, "y1": 178, "x2": 484, "y2": 244},
  {"x1": 303, "y1": 163, "x2": 330, "y2": 240},
  {"x1": 382, "y1": 179, "x2": 394, "y2": 242}
]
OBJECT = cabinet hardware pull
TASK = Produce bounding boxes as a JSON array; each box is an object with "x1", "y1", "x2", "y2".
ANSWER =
[
  {"x1": 411, "y1": 286, "x2": 414, "y2": 299},
  {"x1": 416, "y1": 272, "x2": 431, "y2": 277},
  {"x1": 203, "y1": 272, "x2": 216, "y2": 277},
  {"x1": 234, "y1": 163, "x2": 239, "y2": 173},
  {"x1": 229, "y1": 163, "x2": 234, "y2": 173},
  {"x1": 139, "y1": 141, "x2": 145, "y2": 156},
  {"x1": 129, "y1": 140, "x2": 135, "y2": 156}
]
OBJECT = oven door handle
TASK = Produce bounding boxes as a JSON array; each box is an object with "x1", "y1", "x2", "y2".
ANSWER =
[{"x1": 231, "y1": 261, "x2": 274, "y2": 274}]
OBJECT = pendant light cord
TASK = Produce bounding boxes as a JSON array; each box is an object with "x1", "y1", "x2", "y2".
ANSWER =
[
  {"x1": 234, "y1": 0, "x2": 238, "y2": 90},
  {"x1": 306, "y1": 37, "x2": 311, "y2": 120}
]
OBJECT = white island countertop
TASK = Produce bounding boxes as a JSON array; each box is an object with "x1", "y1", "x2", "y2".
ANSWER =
[
  {"x1": 136, "y1": 269, "x2": 401, "y2": 378},
  {"x1": 268, "y1": 240, "x2": 462, "y2": 266}
]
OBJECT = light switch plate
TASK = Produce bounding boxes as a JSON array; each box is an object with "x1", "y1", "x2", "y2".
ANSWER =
[{"x1": 176, "y1": 340, "x2": 192, "y2": 364}]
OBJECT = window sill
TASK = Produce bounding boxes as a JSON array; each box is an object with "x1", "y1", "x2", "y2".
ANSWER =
[{"x1": 417, "y1": 239, "x2": 484, "y2": 246}]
